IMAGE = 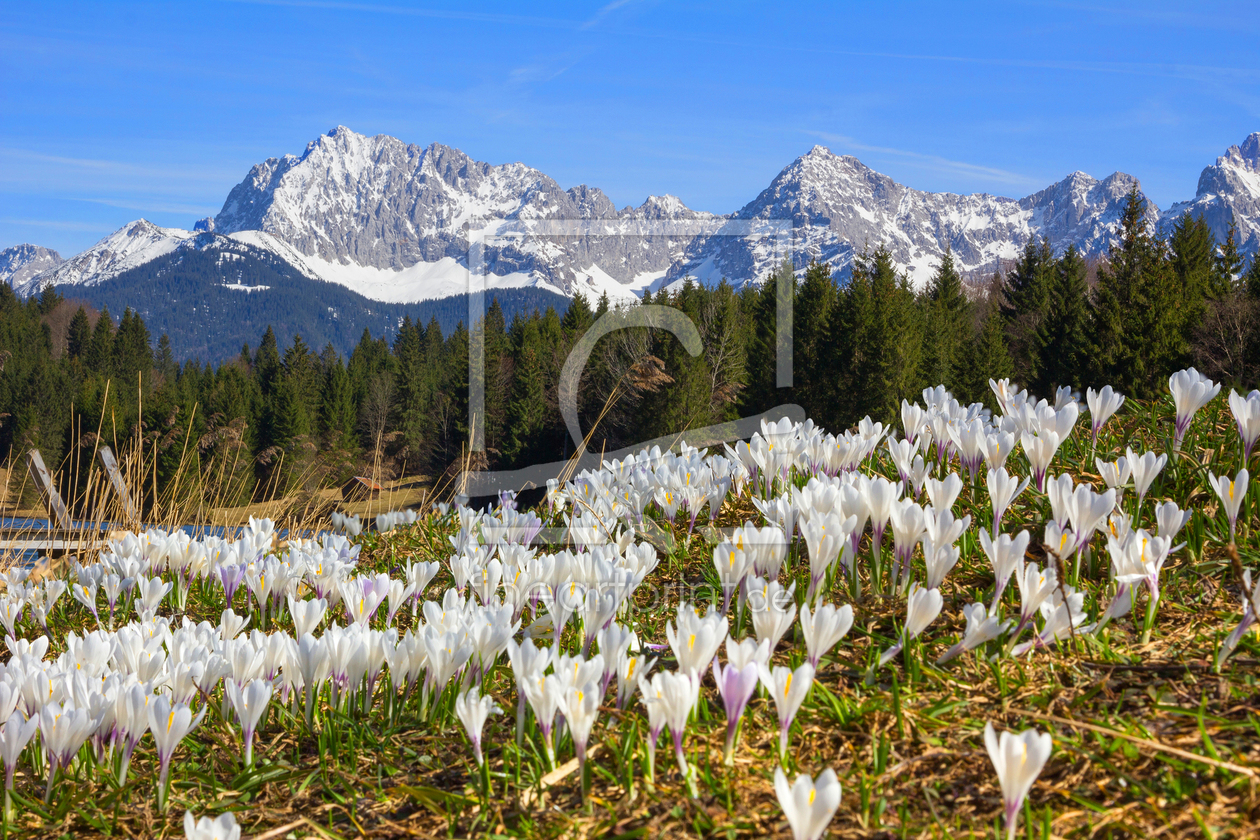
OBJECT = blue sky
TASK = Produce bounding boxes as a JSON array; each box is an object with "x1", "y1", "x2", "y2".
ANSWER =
[{"x1": 2, "y1": 0, "x2": 1259, "y2": 256}]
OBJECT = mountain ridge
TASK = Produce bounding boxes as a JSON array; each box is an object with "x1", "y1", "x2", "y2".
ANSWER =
[{"x1": 11, "y1": 128, "x2": 1260, "y2": 301}]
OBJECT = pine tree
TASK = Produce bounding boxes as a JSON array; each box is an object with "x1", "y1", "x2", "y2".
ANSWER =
[
  {"x1": 792, "y1": 260, "x2": 837, "y2": 422},
  {"x1": 561, "y1": 292, "x2": 595, "y2": 338},
  {"x1": 112, "y1": 308, "x2": 153, "y2": 383},
  {"x1": 503, "y1": 318, "x2": 550, "y2": 466},
  {"x1": 254, "y1": 327, "x2": 282, "y2": 397},
  {"x1": 959, "y1": 281, "x2": 1014, "y2": 409},
  {"x1": 1001, "y1": 237, "x2": 1055, "y2": 384},
  {"x1": 67, "y1": 307, "x2": 91, "y2": 363},
  {"x1": 741, "y1": 259, "x2": 793, "y2": 415},
  {"x1": 1090, "y1": 187, "x2": 1183, "y2": 396},
  {"x1": 1033, "y1": 245, "x2": 1090, "y2": 393},
  {"x1": 37, "y1": 285, "x2": 62, "y2": 316},
  {"x1": 1168, "y1": 211, "x2": 1216, "y2": 352},
  {"x1": 1214, "y1": 212, "x2": 1244, "y2": 296},
  {"x1": 922, "y1": 247, "x2": 970, "y2": 393},
  {"x1": 319, "y1": 345, "x2": 355, "y2": 449},
  {"x1": 86, "y1": 306, "x2": 114, "y2": 374},
  {"x1": 845, "y1": 247, "x2": 922, "y2": 424},
  {"x1": 1246, "y1": 253, "x2": 1260, "y2": 301},
  {"x1": 154, "y1": 334, "x2": 177, "y2": 381}
]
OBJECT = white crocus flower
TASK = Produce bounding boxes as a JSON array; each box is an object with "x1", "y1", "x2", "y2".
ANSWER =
[
  {"x1": 986, "y1": 468, "x2": 1029, "y2": 538},
  {"x1": 1020, "y1": 430, "x2": 1061, "y2": 493},
  {"x1": 859, "y1": 475, "x2": 901, "y2": 564},
  {"x1": 984, "y1": 722, "x2": 1053, "y2": 840},
  {"x1": 147, "y1": 695, "x2": 207, "y2": 802},
  {"x1": 1085, "y1": 385, "x2": 1125, "y2": 451},
  {"x1": 1154, "y1": 501, "x2": 1192, "y2": 542},
  {"x1": 724, "y1": 635, "x2": 772, "y2": 671},
  {"x1": 183, "y1": 811, "x2": 241, "y2": 840},
  {"x1": 1013, "y1": 585, "x2": 1091, "y2": 656},
  {"x1": 666, "y1": 603, "x2": 728, "y2": 676},
  {"x1": 1, "y1": 710, "x2": 38, "y2": 791},
  {"x1": 749, "y1": 577, "x2": 798, "y2": 652},
  {"x1": 924, "y1": 473, "x2": 963, "y2": 514},
  {"x1": 1229, "y1": 389, "x2": 1260, "y2": 462},
  {"x1": 1208, "y1": 468, "x2": 1249, "y2": 543},
  {"x1": 640, "y1": 670, "x2": 701, "y2": 796},
  {"x1": 288, "y1": 597, "x2": 327, "y2": 638},
  {"x1": 773, "y1": 766, "x2": 842, "y2": 840},
  {"x1": 562, "y1": 682, "x2": 600, "y2": 789},
  {"x1": 1126, "y1": 448, "x2": 1167, "y2": 514},
  {"x1": 713, "y1": 541, "x2": 753, "y2": 615},
  {"x1": 879, "y1": 584, "x2": 943, "y2": 666},
  {"x1": 980, "y1": 529, "x2": 1030, "y2": 607},
  {"x1": 1095, "y1": 455, "x2": 1132, "y2": 492},
  {"x1": 937, "y1": 603, "x2": 1011, "y2": 664},
  {"x1": 523, "y1": 672, "x2": 565, "y2": 770},
  {"x1": 454, "y1": 688, "x2": 502, "y2": 767},
  {"x1": 888, "y1": 499, "x2": 928, "y2": 592},
  {"x1": 758, "y1": 661, "x2": 815, "y2": 763},
  {"x1": 1169, "y1": 367, "x2": 1220, "y2": 452},
  {"x1": 1014, "y1": 562, "x2": 1058, "y2": 638},
  {"x1": 800, "y1": 603, "x2": 853, "y2": 669},
  {"x1": 225, "y1": 678, "x2": 273, "y2": 767},
  {"x1": 38, "y1": 702, "x2": 99, "y2": 800},
  {"x1": 615, "y1": 641, "x2": 654, "y2": 711},
  {"x1": 983, "y1": 430, "x2": 1017, "y2": 472}
]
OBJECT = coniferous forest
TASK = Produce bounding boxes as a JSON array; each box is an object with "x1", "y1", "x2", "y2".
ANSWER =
[{"x1": 4, "y1": 189, "x2": 1260, "y2": 511}]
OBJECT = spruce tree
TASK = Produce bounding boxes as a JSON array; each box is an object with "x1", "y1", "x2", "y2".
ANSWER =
[
  {"x1": 959, "y1": 282, "x2": 1014, "y2": 409},
  {"x1": 86, "y1": 306, "x2": 114, "y2": 374},
  {"x1": 1090, "y1": 187, "x2": 1183, "y2": 396},
  {"x1": 922, "y1": 247, "x2": 970, "y2": 393},
  {"x1": 37, "y1": 285, "x2": 62, "y2": 316},
  {"x1": 154, "y1": 334, "x2": 177, "y2": 380},
  {"x1": 1000, "y1": 237, "x2": 1055, "y2": 384},
  {"x1": 741, "y1": 259, "x2": 793, "y2": 415},
  {"x1": 67, "y1": 307, "x2": 91, "y2": 362},
  {"x1": 254, "y1": 327, "x2": 282, "y2": 397},
  {"x1": 1214, "y1": 213, "x2": 1244, "y2": 296},
  {"x1": 846, "y1": 247, "x2": 922, "y2": 424},
  {"x1": 792, "y1": 260, "x2": 837, "y2": 422},
  {"x1": 1033, "y1": 245, "x2": 1090, "y2": 393},
  {"x1": 503, "y1": 319, "x2": 550, "y2": 466},
  {"x1": 1168, "y1": 211, "x2": 1216, "y2": 352},
  {"x1": 112, "y1": 308, "x2": 153, "y2": 383},
  {"x1": 1246, "y1": 253, "x2": 1260, "y2": 301},
  {"x1": 319, "y1": 345, "x2": 355, "y2": 449}
]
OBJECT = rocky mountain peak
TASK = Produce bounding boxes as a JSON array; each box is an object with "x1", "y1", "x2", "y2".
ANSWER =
[{"x1": 0, "y1": 244, "x2": 63, "y2": 290}]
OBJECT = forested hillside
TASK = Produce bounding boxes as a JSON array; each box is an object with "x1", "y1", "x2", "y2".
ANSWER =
[{"x1": 4, "y1": 189, "x2": 1258, "y2": 514}]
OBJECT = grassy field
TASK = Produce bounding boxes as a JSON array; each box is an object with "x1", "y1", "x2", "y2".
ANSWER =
[{"x1": 2, "y1": 391, "x2": 1258, "y2": 840}]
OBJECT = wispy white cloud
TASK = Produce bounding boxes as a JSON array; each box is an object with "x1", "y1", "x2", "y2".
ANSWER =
[
  {"x1": 0, "y1": 147, "x2": 233, "y2": 198},
  {"x1": 216, "y1": 0, "x2": 579, "y2": 29},
  {"x1": 0, "y1": 218, "x2": 113, "y2": 232},
  {"x1": 73, "y1": 197, "x2": 221, "y2": 216},
  {"x1": 806, "y1": 131, "x2": 1044, "y2": 189},
  {"x1": 580, "y1": 0, "x2": 642, "y2": 31}
]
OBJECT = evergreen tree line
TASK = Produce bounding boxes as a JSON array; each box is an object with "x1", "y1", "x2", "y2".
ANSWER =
[{"x1": 3, "y1": 187, "x2": 1259, "y2": 514}]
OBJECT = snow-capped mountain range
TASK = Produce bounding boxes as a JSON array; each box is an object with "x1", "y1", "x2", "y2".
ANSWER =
[{"x1": 7, "y1": 127, "x2": 1260, "y2": 303}]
